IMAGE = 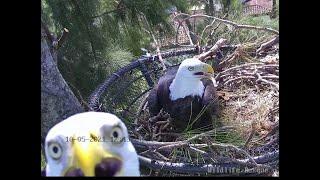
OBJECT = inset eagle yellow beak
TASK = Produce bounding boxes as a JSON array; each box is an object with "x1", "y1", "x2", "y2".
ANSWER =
[
  {"x1": 204, "y1": 63, "x2": 214, "y2": 74},
  {"x1": 71, "y1": 137, "x2": 122, "y2": 176}
]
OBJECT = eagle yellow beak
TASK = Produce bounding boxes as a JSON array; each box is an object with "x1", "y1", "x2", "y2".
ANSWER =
[
  {"x1": 69, "y1": 137, "x2": 122, "y2": 176},
  {"x1": 204, "y1": 63, "x2": 214, "y2": 74}
]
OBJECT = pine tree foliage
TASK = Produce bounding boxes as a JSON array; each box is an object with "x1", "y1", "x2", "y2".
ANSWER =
[{"x1": 41, "y1": 0, "x2": 189, "y2": 99}]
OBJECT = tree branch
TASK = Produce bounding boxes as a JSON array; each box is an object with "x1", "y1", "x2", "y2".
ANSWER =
[
  {"x1": 173, "y1": 13, "x2": 279, "y2": 35},
  {"x1": 198, "y1": 38, "x2": 227, "y2": 61},
  {"x1": 256, "y1": 36, "x2": 279, "y2": 54},
  {"x1": 138, "y1": 155, "x2": 273, "y2": 175},
  {"x1": 56, "y1": 28, "x2": 69, "y2": 49}
]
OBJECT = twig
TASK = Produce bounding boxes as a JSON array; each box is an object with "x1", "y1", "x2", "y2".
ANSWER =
[
  {"x1": 256, "y1": 73, "x2": 279, "y2": 90},
  {"x1": 141, "y1": 13, "x2": 166, "y2": 71},
  {"x1": 252, "y1": 122, "x2": 279, "y2": 143},
  {"x1": 208, "y1": 143, "x2": 258, "y2": 166},
  {"x1": 138, "y1": 155, "x2": 272, "y2": 175},
  {"x1": 181, "y1": 22, "x2": 194, "y2": 46},
  {"x1": 173, "y1": 13, "x2": 279, "y2": 35},
  {"x1": 198, "y1": 38, "x2": 227, "y2": 61},
  {"x1": 131, "y1": 126, "x2": 235, "y2": 149},
  {"x1": 244, "y1": 121, "x2": 257, "y2": 148},
  {"x1": 256, "y1": 36, "x2": 279, "y2": 54},
  {"x1": 68, "y1": 81, "x2": 90, "y2": 111},
  {"x1": 56, "y1": 28, "x2": 69, "y2": 49},
  {"x1": 200, "y1": 19, "x2": 216, "y2": 45},
  {"x1": 152, "y1": 151, "x2": 170, "y2": 161},
  {"x1": 156, "y1": 47, "x2": 166, "y2": 71},
  {"x1": 216, "y1": 63, "x2": 278, "y2": 80},
  {"x1": 223, "y1": 76, "x2": 256, "y2": 86}
]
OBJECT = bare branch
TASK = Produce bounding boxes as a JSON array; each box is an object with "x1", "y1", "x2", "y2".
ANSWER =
[
  {"x1": 198, "y1": 38, "x2": 227, "y2": 61},
  {"x1": 140, "y1": 13, "x2": 166, "y2": 70},
  {"x1": 256, "y1": 36, "x2": 279, "y2": 54},
  {"x1": 138, "y1": 155, "x2": 273, "y2": 175},
  {"x1": 173, "y1": 13, "x2": 279, "y2": 35},
  {"x1": 56, "y1": 28, "x2": 69, "y2": 49}
]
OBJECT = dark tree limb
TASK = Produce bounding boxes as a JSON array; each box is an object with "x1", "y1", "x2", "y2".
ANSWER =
[
  {"x1": 138, "y1": 155, "x2": 273, "y2": 175},
  {"x1": 41, "y1": 25, "x2": 83, "y2": 141}
]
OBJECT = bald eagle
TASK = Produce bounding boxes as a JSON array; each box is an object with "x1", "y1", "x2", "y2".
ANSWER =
[
  {"x1": 43, "y1": 112, "x2": 140, "y2": 176},
  {"x1": 148, "y1": 58, "x2": 219, "y2": 132}
]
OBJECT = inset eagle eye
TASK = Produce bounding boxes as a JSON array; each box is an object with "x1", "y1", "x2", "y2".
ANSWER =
[
  {"x1": 48, "y1": 142, "x2": 63, "y2": 160},
  {"x1": 188, "y1": 66, "x2": 194, "y2": 71},
  {"x1": 110, "y1": 126, "x2": 125, "y2": 144}
]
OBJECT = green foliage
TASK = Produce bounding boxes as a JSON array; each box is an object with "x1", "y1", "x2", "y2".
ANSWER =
[
  {"x1": 41, "y1": 149, "x2": 46, "y2": 170},
  {"x1": 42, "y1": 0, "x2": 190, "y2": 99}
]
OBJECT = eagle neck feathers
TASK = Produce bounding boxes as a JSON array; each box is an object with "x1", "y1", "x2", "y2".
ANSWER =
[{"x1": 169, "y1": 77, "x2": 204, "y2": 101}]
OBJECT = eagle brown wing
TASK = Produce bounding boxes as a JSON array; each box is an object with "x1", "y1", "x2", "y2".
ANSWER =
[
  {"x1": 148, "y1": 67, "x2": 178, "y2": 116},
  {"x1": 201, "y1": 79, "x2": 219, "y2": 116},
  {"x1": 148, "y1": 87, "x2": 160, "y2": 116}
]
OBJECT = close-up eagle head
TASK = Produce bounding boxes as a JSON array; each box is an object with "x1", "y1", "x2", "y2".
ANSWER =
[
  {"x1": 43, "y1": 112, "x2": 140, "y2": 176},
  {"x1": 148, "y1": 57, "x2": 219, "y2": 132}
]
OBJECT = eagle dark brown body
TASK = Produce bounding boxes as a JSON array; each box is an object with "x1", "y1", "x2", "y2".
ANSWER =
[{"x1": 148, "y1": 67, "x2": 219, "y2": 132}]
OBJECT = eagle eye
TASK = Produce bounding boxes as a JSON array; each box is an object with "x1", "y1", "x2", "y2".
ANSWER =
[
  {"x1": 48, "y1": 142, "x2": 63, "y2": 160},
  {"x1": 110, "y1": 126, "x2": 125, "y2": 144},
  {"x1": 188, "y1": 66, "x2": 194, "y2": 71}
]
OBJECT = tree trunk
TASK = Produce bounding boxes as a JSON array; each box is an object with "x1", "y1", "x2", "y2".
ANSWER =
[
  {"x1": 41, "y1": 26, "x2": 84, "y2": 141},
  {"x1": 270, "y1": 0, "x2": 277, "y2": 19}
]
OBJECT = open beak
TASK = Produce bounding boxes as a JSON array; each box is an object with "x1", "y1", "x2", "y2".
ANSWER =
[
  {"x1": 65, "y1": 137, "x2": 122, "y2": 176},
  {"x1": 194, "y1": 63, "x2": 214, "y2": 79}
]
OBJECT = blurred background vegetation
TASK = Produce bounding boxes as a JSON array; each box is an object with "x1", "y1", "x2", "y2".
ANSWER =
[
  {"x1": 41, "y1": 1, "x2": 279, "y2": 172},
  {"x1": 41, "y1": 0, "x2": 278, "y2": 106}
]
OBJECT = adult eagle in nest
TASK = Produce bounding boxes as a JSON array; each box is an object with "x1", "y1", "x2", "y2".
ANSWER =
[{"x1": 148, "y1": 58, "x2": 219, "y2": 132}]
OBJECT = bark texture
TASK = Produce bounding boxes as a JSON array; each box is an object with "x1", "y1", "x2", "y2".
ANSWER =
[{"x1": 41, "y1": 27, "x2": 83, "y2": 140}]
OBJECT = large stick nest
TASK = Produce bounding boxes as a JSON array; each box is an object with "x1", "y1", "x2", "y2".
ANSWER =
[
  {"x1": 88, "y1": 14, "x2": 279, "y2": 176},
  {"x1": 132, "y1": 54, "x2": 279, "y2": 176}
]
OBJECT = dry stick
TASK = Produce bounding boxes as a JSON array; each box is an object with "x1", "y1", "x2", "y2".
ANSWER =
[
  {"x1": 156, "y1": 47, "x2": 166, "y2": 71},
  {"x1": 141, "y1": 13, "x2": 166, "y2": 70},
  {"x1": 200, "y1": 19, "x2": 216, "y2": 45},
  {"x1": 152, "y1": 151, "x2": 171, "y2": 161},
  {"x1": 223, "y1": 76, "x2": 256, "y2": 85},
  {"x1": 256, "y1": 73, "x2": 279, "y2": 90},
  {"x1": 216, "y1": 63, "x2": 278, "y2": 79},
  {"x1": 188, "y1": 143, "x2": 278, "y2": 166},
  {"x1": 197, "y1": 38, "x2": 227, "y2": 61},
  {"x1": 138, "y1": 155, "x2": 271, "y2": 175},
  {"x1": 189, "y1": 146, "x2": 207, "y2": 154},
  {"x1": 244, "y1": 121, "x2": 257, "y2": 148},
  {"x1": 135, "y1": 92, "x2": 150, "y2": 122},
  {"x1": 181, "y1": 21, "x2": 194, "y2": 46},
  {"x1": 174, "y1": 20, "x2": 182, "y2": 46},
  {"x1": 252, "y1": 122, "x2": 279, "y2": 143},
  {"x1": 156, "y1": 126, "x2": 236, "y2": 151},
  {"x1": 173, "y1": 13, "x2": 279, "y2": 35},
  {"x1": 56, "y1": 28, "x2": 69, "y2": 49},
  {"x1": 131, "y1": 126, "x2": 235, "y2": 149},
  {"x1": 209, "y1": 14, "x2": 228, "y2": 38},
  {"x1": 256, "y1": 36, "x2": 279, "y2": 54},
  {"x1": 69, "y1": 83, "x2": 90, "y2": 110}
]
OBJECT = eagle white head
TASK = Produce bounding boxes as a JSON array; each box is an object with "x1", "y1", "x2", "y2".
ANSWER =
[
  {"x1": 169, "y1": 57, "x2": 215, "y2": 100},
  {"x1": 43, "y1": 112, "x2": 140, "y2": 176}
]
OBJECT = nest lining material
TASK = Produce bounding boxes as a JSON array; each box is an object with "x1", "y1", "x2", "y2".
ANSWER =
[{"x1": 88, "y1": 47, "x2": 279, "y2": 176}]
